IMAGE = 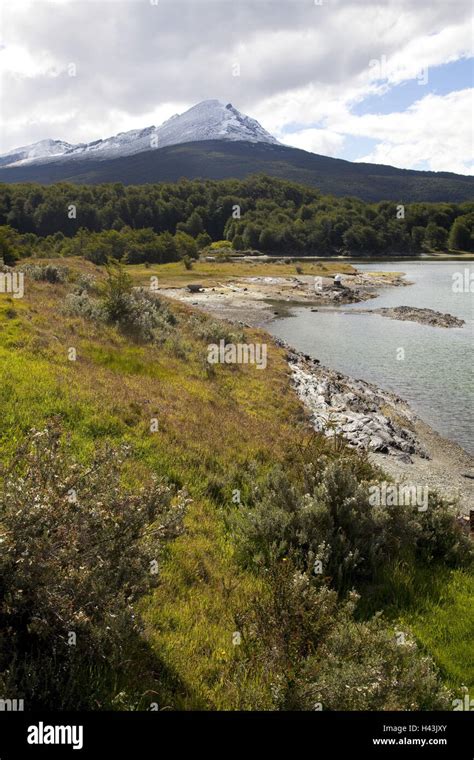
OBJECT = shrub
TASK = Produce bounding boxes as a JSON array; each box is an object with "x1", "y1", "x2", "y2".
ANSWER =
[
  {"x1": 73, "y1": 273, "x2": 98, "y2": 294},
  {"x1": 63, "y1": 291, "x2": 105, "y2": 322},
  {"x1": 0, "y1": 225, "x2": 20, "y2": 266},
  {"x1": 100, "y1": 260, "x2": 176, "y2": 341},
  {"x1": 114, "y1": 288, "x2": 176, "y2": 342},
  {"x1": 20, "y1": 263, "x2": 69, "y2": 283},
  {"x1": 295, "y1": 603, "x2": 451, "y2": 710},
  {"x1": 231, "y1": 459, "x2": 471, "y2": 592},
  {"x1": 101, "y1": 259, "x2": 134, "y2": 322},
  {"x1": 415, "y1": 495, "x2": 473, "y2": 565},
  {"x1": 188, "y1": 315, "x2": 244, "y2": 345},
  {"x1": 63, "y1": 262, "x2": 176, "y2": 342},
  {"x1": 234, "y1": 560, "x2": 451, "y2": 710},
  {"x1": 210, "y1": 240, "x2": 232, "y2": 250},
  {"x1": 0, "y1": 425, "x2": 187, "y2": 709},
  {"x1": 196, "y1": 232, "x2": 212, "y2": 251},
  {"x1": 232, "y1": 235, "x2": 244, "y2": 251},
  {"x1": 164, "y1": 334, "x2": 192, "y2": 359}
]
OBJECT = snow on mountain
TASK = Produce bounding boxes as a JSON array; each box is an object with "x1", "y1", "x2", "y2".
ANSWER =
[
  {"x1": 154, "y1": 100, "x2": 279, "y2": 149},
  {"x1": 63, "y1": 125, "x2": 158, "y2": 161},
  {"x1": 0, "y1": 101, "x2": 279, "y2": 168},
  {"x1": 0, "y1": 139, "x2": 74, "y2": 168}
]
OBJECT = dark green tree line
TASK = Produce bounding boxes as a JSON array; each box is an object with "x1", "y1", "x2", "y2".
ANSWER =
[{"x1": 0, "y1": 176, "x2": 472, "y2": 260}]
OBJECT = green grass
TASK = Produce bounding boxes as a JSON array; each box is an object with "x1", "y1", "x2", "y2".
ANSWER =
[
  {"x1": 126, "y1": 258, "x2": 355, "y2": 289},
  {"x1": 359, "y1": 563, "x2": 474, "y2": 694},
  {"x1": 1, "y1": 257, "x2": 472, "y2": 708},
  {"x1": 400, "y1": 568, "x2": 474, "y2": 692},
  {"x1": 0, "y1": 262, "x2": 303, "y2": 708}
]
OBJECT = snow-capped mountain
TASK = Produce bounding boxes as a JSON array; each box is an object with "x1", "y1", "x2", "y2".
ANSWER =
[
  {"x1": 0, "y1": 100, "x2": 279, "y2": 168},
  {"x1": 0, "y1": 139, "x2": 74, "y2": 168},
  {"x1": 155, "y1": 100, "x2": 278, "y2": 148},
  {"x1": 62, "y1": 125, "x2": 158, "y2": 162}
]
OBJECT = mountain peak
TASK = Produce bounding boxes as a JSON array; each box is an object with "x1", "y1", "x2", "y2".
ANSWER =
[
  {"x1": 0, "y1": 100, "x2": 278, "y2": 168},
  {"x1": 154, "y1": 99, "x2": 279, "y2": 150}
]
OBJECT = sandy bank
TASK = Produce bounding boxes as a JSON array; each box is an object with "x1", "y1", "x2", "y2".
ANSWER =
[{"x1": 160, "y1": 270, "x2": 408, "y2": 327}]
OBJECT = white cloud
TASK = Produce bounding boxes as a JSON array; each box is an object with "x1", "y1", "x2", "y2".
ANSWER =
[
  {"x1": 353, "y1": 90, "x2": 474, "y2": 174},
  {"x1": 281, "y1": 127, "x2": 345, "y2": 156},
  {"x1": 0, "y1": 0, "x2": 472, "y2": 174}
]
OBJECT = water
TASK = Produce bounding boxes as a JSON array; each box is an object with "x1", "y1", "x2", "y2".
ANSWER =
[{"x1": 267, "y1": 261, "x2": 474, "y2": 454}]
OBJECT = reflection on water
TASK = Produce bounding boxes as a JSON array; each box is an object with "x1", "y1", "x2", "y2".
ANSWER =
[{"x1": 267, "y1": 261, "x2": 474, "y2": 454}]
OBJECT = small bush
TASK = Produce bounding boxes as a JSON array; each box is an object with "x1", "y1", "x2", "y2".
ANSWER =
[
  {"x1": 210, "y1": 240, "x2": 232, "y2": 250},
  {"x1": 101, "y1": 259, "x2": 134, "y2": 322},
  {"x1": 196, "y1": 232, "x2": 212, "y2": 251},
  {"x1": 295, "y1": 603, "x2": 451, "y2": 710},
  {"x1": 21, "y1": 263, "x2": 69, "y2": 283},
  {"x1": 231, "y1": 459, "x2": 471, "y2": 592},
  {"x1": 64, "y1": 267, "x2": 177, "y2": 343},
  {"x1": 0, "y1": 425, "x2": 188, "y2": 709},
  {"x1": 163, "y1": 333, "x2": 192, "y2": 359},
  {"x1": 188, "y1": 315, "x2": 244, "y2": 345},
  {"x1": 114, "y1": 288, "x2": 176, "y2": 342},
  {"x1": 73, "y1": 273, "x2": 98, "y2": 294},
  {"x1": 97, "y1": 261, "x2": 177, "y2": 341},
  {"x1": 234, "y1": 561, "x2": 451, "y2": 710},
  {"x1": 63, "y1": 291, "x2": 105, "y2": 322}
]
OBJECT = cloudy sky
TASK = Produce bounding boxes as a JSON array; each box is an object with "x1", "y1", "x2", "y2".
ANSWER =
[{"x1": 1, "y1": 0, "x2": 473, "y2": 172}]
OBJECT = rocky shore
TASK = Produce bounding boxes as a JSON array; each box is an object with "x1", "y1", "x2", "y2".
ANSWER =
[
  {"x1": 280, "y1": 341, "x2": 428, "y2": 461},
  {"x1": 279, "y1": 340, "x2": 473, "y2": 513},
  {"x1": 353, "y1": 305, "x2": 465, "y2": 328},
  {"x1": 162, "y1": 267, "x2": 473, "y2": 512},
  {"x1": 161, "y1": 270, "x2": 408, "y2": 326}
]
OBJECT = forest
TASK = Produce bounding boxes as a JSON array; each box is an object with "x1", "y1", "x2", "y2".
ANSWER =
[{"x1": 0, "y1": 175, "x2": 473, "y2": 265}]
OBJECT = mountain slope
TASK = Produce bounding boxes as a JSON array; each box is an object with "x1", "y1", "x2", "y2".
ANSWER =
[
  {"x1": 1, "y1": 98, "x2": 471, "y2": 201},
  {"x1": 1, "y1": 139, "x2": 472, "y2": 203},
  {"x1": 0, "y1": 100, "x2": 278, "y2": 168},
  {"x1": 153, "y1": 100, "x2": 279, "y2": 149},
  {"x1": 0, "y1": 139, "x2": 74, "y2": 168}
]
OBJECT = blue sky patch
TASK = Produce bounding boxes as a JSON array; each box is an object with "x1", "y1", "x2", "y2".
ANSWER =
[{"x1": 352, "y1": 58, "x2": 473, "y2": 116}]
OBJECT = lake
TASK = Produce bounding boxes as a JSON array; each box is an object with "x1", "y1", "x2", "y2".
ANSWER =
[{"x1": 267, "y1": 261, "x2": 474, "y2": 454}]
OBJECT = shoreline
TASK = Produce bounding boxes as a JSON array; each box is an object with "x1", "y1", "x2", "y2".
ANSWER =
[
  {"x1": 160, "y1": 269, "x2": 408, "y2": 326},
  {"x1": 160, "y1": 267, "x2": 473, "y2": 513},
  {"x1": 348, "y1": 305, "x2": 465, "y2": 329},
  {"x1": 280, "y1": 340, "x2": 473, "y2": 514}
]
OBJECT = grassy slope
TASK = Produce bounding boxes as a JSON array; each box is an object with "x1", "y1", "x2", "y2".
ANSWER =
[
  {"x1": 0, "y1": 256, "x2": 472, "y2": 707},
  {"x1": 0, "y1": 259, "x2": 304, "y2": 708}
]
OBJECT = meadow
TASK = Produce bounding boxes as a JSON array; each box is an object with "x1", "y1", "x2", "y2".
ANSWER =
[{"x1": 0, "y1": 255, "x2": 471, "y2": 709}]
